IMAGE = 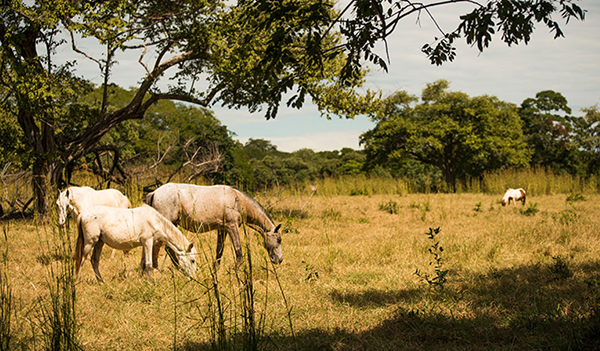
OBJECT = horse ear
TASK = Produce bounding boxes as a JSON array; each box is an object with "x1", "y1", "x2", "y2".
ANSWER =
[
  {"x1": 66, "y1": 189, "x2": 70, "y2": 199},
  {"x1": 187, "y1": 243, "x2": 194, "y2": 252},
  {"x1": 275, "y1": 224, "x2": 282, "y2": 233}
]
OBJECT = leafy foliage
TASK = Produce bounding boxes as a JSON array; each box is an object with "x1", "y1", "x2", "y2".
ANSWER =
[
  {"x1": 361, "y1": 80, "x2": 530, "y2": 191},
  {"x1": 519, "y1": 90, "x2": 583, "y2": 174},
  {"x1": 378, "y1": 200, "x2": 399, "y2": 214},
  {"x1": 415, "y1": 227, "x2": 448, "y2": 290}
]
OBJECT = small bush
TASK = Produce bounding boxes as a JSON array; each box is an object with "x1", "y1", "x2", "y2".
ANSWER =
[
  {"x1": 302, "y1": 260, "x2": 319, "y2": 282},
  {"x1": 549, "y1": 255, "x2": 573, "y2": 280},
  {"x1": 415, "y1": 227, "x2": 448, "y2": 290},
  {"x1": 322, "y1": 208, "x2": 342, "y2": 220},
  {"x1": 379, "y1": 200, "x2": 399, "y2": 214},
  {"x1": 520, "y1": 202, "x2": 540, "y2": 216},
  {"x1": 566, "y1": 193, "x2": 586, "y2": 203},
  {"x1": 282, "y1": 218, "x2": 299, "y2": 234},
  {"x1": 349, "y1": 188, "x2": 369, "y2": 196},
  {"x1": 553, "y1": 209, "x2": 580, "y2": 225}
]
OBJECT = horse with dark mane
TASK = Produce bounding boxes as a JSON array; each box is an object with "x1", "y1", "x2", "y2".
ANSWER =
[{"x1": 146, "y1": 183, "x2": 282, "y2": 265}]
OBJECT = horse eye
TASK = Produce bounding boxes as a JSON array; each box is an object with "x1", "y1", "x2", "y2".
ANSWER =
[{"x1": 277, "y1": 237, "x2": 282, "y2": 244}]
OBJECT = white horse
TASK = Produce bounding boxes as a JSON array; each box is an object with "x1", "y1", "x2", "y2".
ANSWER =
[
  {"x1": 75, "y1": 205, "x2": 197, "y2": 282},
  {"x1": 146, "y1": 183, "x2": 282, "y2": 265},
  {"x1": 501, "y1": 188, "x2": 527, "y2": 206},
  {"x1": 56, "y1": 186, "x2": 131, "y2": 227}
]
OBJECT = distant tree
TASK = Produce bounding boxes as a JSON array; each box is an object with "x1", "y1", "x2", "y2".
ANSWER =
[
  {"x1": 361, "y1": 80, "x2": 530, "y2": 191},
  {"x1": 243, "y1": 139, "x2": 281, "y2": 160},
  {"x1": 572, "y1": 105, "x2": 600, "y2": 176},
  {"x1": 519, "y1": 90, "x2": 583, "y2": 174},
  {"x1": 70, "y1": 86, "x2": 240, "y2": 186}
]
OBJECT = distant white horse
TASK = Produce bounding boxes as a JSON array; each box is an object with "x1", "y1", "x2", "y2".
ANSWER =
[
  {"x1": 501, "y1": 188, "x2": 527, "y2": 206},
  {"x1": 56, "y1": 186, "x2": 131, "y2": 227},
  {"x1": 146, "y1": 183, "x2": 283, "y2": 265},
  {"x1": 75, "y1": 205, "x2": 197, "y2": 282}
]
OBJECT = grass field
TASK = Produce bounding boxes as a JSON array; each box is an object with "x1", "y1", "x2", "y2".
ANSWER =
[{"x1": 2, "y1": 190, "x2": 600, "y2": 350}]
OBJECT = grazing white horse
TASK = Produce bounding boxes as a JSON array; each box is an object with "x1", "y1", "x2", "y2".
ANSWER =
[
  {"x1": 75, "y1": 205, "x2": 197, "y2": 282},
  {"x1": 146, "y1": 183, "x2": 283, "y2": 265},
  {"x1": 501, "y1": 188, "x2": 527, "y2": 206},
  {"x1": 56, "y1": 186, "x2": 131, "y2": 227}
]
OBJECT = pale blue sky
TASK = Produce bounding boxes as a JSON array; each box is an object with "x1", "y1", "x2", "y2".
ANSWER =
[{"x1": 63, "y1": 1, "x2": 600, "y2": 152}]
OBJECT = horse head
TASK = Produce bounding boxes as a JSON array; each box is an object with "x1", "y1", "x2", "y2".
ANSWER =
[
  {"x1": 165, "y1": 242, "x2": 197, "y2": 279},
  {"x1": 265, "y1": 224, "x2": 283, "y2": 264},
  {"x1": 56, "y1": 189, "x2": 72, "y2": 227}
]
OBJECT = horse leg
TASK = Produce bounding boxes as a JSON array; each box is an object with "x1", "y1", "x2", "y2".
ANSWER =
[
  {"x1": 152, "y1": 241, "x2": 164, "y2": 269},
  {"x1": 90, "y1": 240, "x2": 105, "y2": 283},
  {"x1": 215, "y1": 230, "x2": 227, "y2": 266},
  {"x1": 140, "y1": 240, "x2": 154, "y2": 280},
  {"x1": 228, "y1": 225, "x2": 243, "y2": 266},
  {"x1": 75, "y1": 239, "x2": 97, "y2": 281}
]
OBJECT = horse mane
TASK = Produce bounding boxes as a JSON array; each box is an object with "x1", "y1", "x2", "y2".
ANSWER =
[
  {"x1": 233, "y1": 188, "x2": 274, "y2": 229},
  {"x1": 146, "y1": 205, "x2": 188, "y2": 251},
  {"x1": 145, "y1": 191, "x2": 155, "y2": 206}
]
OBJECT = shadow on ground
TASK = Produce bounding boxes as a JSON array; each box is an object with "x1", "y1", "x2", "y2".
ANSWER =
[{"x1": 181, "y1": 261, "x2": 600, "y2": 351}]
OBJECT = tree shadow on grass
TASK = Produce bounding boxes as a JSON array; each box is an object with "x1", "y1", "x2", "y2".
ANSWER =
[{"x1": 181, "y1": 261, "x2": 600, "y2": 351}]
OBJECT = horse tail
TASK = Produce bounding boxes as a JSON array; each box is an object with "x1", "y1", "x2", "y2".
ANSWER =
[
  {"x1": 146, "y1": 191, "x2": 155, "y2": 206},
  {"x1": 74, "y1": 216, "x2": 84, "y2": 273}
]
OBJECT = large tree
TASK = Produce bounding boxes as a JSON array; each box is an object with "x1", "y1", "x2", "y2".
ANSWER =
[
  {"x1": 0, "y1": 0, "x2": 586, "y2": 214},
  {"x1": 519, "y1": 90, "x2": 583, "y2": 174},
  {"x1": 572, "y1": 105, "x2": 600, "y2": 176},
  {"x1": 361, "y1": 80, "x2": 530, "y2": 191}
]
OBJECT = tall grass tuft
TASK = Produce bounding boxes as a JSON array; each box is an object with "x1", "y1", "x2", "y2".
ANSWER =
[
  {"x1": 0, "y1": 226, "x2": 12, "y2": 351},
  {"x1": 193, "y1": 220, "x2": 294, "y2": 351},
  {"x1": 309, "y1": 175, "x2": 411, "y2": 196},
  {"x1": 290, "y1": 168, "x2": 600, "y2": 197},
  {"x1": 480, "y1": 167, "x2": 599, "y2": 195},
  {"x1": 35, "y1": 210, "x2": 79, "y2": 351}
]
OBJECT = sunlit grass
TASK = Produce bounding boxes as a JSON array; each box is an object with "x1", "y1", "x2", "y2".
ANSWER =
[{"x1": 1, "y1": 175, "x2": 599, "y2": 349}]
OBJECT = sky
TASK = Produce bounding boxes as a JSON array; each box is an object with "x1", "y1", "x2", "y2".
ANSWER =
[{"x1": 65, "y1": 1, "x2": 600, "y2": 153}]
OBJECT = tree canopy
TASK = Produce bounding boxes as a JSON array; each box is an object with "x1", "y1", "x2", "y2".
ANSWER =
[{"x1": 361, "y1": 80, "x2": 530, "y2": 191}]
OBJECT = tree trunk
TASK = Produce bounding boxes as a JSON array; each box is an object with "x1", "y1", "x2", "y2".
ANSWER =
[
  {"x1": 32, "y1": 156, "x2": 49, "y2": 215},
  {"x1": 441, "y1": 166, "x2": 457, "y2": 193}
]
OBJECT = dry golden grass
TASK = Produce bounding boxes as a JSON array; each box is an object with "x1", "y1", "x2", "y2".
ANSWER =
[{"x1": 2, "y1": 192, "x2": 600, "y2": 350}]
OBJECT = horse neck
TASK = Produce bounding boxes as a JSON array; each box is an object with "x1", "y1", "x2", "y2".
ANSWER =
[
  {"x1": 157, "y1": 215, "x2": 188, "y2": 252},
  {"x1": 237, "y1": 191, "x2": 275, "y2": 232}
]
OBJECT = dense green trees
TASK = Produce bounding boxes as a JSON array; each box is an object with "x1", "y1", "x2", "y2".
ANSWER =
[
  {"x1": 0, "y1": 0, "x2": 376, "y2": 212},
  {"x1": 360, "y1": 83, "x2": 599, "y2": 191},
  {"x1": 520, "y1": 90, "x2": 582, "y2": 174},
  {"x1": 0, "y1": 0, "x2": 588, "y2": 212},
  {"x1": 360, "y1": 80, "x2": 530, "y2": 191}
]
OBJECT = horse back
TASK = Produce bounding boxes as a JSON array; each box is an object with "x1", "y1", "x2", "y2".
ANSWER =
[
  {"x1": 149, "y1": 183, "x2": 243, "y2": 232},
  {"x1": 78, "y1": 206, "x2": 158, "y2": 250}
]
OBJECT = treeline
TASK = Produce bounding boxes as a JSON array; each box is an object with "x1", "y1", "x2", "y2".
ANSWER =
[{"x1": 1, "y1": 83, "x2": 599, "y2": 194}]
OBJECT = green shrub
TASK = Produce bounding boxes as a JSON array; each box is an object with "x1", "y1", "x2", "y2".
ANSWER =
[{"x1": 379, "y1": 200, "x2": 399, "y2": 214}]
